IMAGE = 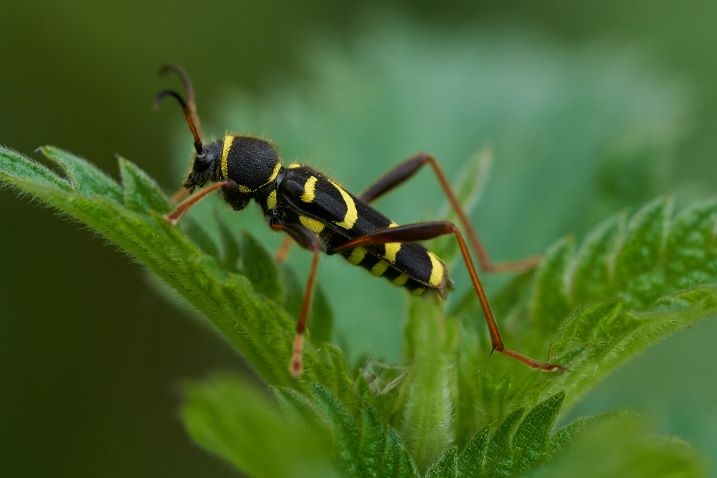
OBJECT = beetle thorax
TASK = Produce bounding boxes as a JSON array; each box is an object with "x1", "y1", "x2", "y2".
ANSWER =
[{"x1": 220, "y1": 135, "x2": 281, "y2": 193}]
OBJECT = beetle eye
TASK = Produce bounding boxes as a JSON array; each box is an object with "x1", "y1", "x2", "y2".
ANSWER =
[{"x1": 194, "y1": 152, "x2": 213, "y2": 170}]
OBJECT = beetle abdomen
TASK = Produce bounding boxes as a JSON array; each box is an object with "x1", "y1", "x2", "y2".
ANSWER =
[{"x1": 278, "y1": 165, "x2": 450, "y2": 297}]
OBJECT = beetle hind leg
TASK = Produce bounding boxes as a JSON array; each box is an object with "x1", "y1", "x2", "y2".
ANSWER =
[{"x1": 331, "y1": 221, "x2": 563, "y2": 372}]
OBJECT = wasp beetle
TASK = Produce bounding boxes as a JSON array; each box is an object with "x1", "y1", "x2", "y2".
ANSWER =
[{"x1": 155, "y1": 64, "x2": 562, "y2": 376}]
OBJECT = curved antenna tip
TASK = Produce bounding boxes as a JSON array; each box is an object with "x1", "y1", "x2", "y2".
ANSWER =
[
  {"x1": 158, "y1": 63, "x2": 187, "y2": 78},
  {"x1": 153, "y1": 89, "x2": 187, "y2": 110},
  {"x1": 155, "y1": 64, "x2": 204, "y2": 154},
  {"x1": 157, "y1": 63, "x2": 195, "y2": 101}
]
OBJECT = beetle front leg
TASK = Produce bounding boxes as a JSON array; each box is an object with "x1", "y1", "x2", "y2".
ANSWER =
[{"x1": 164, "y1": 180, "x2": 232, "y2": 225}]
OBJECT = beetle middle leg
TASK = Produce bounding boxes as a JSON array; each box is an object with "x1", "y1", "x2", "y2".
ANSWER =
[
  {"x1": 359, "y1": 152, "x2": 539, "y2": 273},
  {"x1": 164, "y1": 180, "x2": 233, "y2": 224},
  {"x1": 270, "y1": 219, "x2": 323, "y2": 376}
]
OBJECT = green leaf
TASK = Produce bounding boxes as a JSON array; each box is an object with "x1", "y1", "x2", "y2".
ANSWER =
[
  {"x1": 40, "y1": 145, "x2": 123, "y2": 202},
  {"x1": 457, "y1": 428, "x2": 489, "y2": 476},
  {"x1": 313, "y1": 345, "x2": 355, "y2": 409},
  {"x1": 611, "y1": 197, "x2": 672, "y2": 307},
  {"x1": 0, "y1": 146, "x2": 343, "y2": 391},
  {"x1": 400, "y1": 300, "x2": 459, "y2": 472},
  {"x1": 665, "y1": 198, "x2": 717, "y2": 290},
  {"x1": 452, "y1": 392, "x2": 641, "y2": 478},
  {"x1": 273, "y1": 386, "x2": 327, "y2": 432},
  {"x1": 353, "y1": 402, "x2": 420, "y2": 478},
  {"x1": 3, "y1": 147, "x2": 713, "y2": 478},
  {"x1": 357, "y1": 405, "x2": 386, "y2": 477},
  {"x1": 530, "y1": 238, "x2": 574, "y2": 334},
  {"x1": 425, "y1": 446, "x2": 458, "y2": 478},
  {"x1": 215, "y1": 212, "x2": 241, "y2": 272},
  {"x1": 117, "y1": 155, "x2": 172, "y2": 213},
  {"x1": 181, "y1": 216, "x2": 222, "y2": 261},
  {"x1": 545, "y1": 411, "x2": 629, "y2": 460},
  {"x1": 528, "y1": 415, "x2": 707, "y2": 478},
  {"x1": 239, "y1": 231, "x2": 283, "y2": 303},
  {"x1": 382, "y1": 428, "x2": 420, "y2": 478},
  {"x1": 442, "y1": 203, "x2": 716, "y2": 432},
  {"x1": 513, "y1": 197, "x2": 717, "y2": 410},
  {"x1": 511, "y1": 392, "x2": 564, "y2": 474},
  {"x1": 1, "y1": 146, "x2": 71, "y2": 191},
  {"x1": 311, "y1": 383, "x2": 361, "y2": 475},
  {"x1": 483, "y1": 407, "x2": 524, "y2": 478},
  {"x1": 568, "y1": 215, "x2": 623, "y2": 304},
  {"x1": 181, "y1": 374, "x2": 338, "y2": 478}
]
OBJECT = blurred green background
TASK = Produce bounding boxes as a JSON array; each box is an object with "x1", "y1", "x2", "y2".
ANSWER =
[{"x1": 2, "y1": 1, "x2": 716, "y2": 476}]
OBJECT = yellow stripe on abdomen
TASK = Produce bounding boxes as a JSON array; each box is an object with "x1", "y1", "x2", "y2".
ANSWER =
[
  {"x1": 301, "y1": 176, "x2": 317, "y2": 203},
  {"x1": 347, "y1": 247, "x2": 367, "y2": 265},
  {"x1": 383, "y1": 223, "x2": 401, "y2": 263},
  {"x1": 392, "y1": 274, "x2": 409, "y2": 287},
  {"x1": 427, "y1": 251, "x2": 445, "y2": 288},
  {"x1": 371, "y1": 261, "x2": 389, "y2": 277}
]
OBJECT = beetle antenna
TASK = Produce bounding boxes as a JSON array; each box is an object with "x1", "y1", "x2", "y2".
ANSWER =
[{"x1": 154, "y1": 64, "x2": 204, "y2": 155}]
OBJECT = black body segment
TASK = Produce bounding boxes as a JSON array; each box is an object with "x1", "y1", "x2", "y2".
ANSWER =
[{"x1": 275, "y1": 164, "x2": 450, "y2": 297}]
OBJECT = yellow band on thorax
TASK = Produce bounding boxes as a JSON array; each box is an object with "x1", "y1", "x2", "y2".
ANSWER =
[{"x1": 220, "y1": 135, "x2": 234, "y2": 179}]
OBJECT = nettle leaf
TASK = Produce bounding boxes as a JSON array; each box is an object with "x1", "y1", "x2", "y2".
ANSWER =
[
  {"x1": 0, "y1": 146, "x2": 342, "y2": 392},
  {"x1": 3, "y1": 144, "x2": 712, "y2": 476},
  {"x1": 446, "y1": 393, "x2": 689, "y2": 478},
  {"x1": 530, "y1": 238, "x2": 574, "y2": 334},
  {"x1": 43, "y1": 146, "x2": 124, "y2": 201},
  {"x1": 356, "y1": 400, "x2": 420, "y2": 478},
  {"x1": 425, "y1": 446, "x2": 458, "y2": 478},
  {"x1": 182, "y1": 374, "x2": 338, "y2": 478},
  {"x1": 299, "y1": 383, "x2": 419, "y2": 478},
  {"x1": 117, "y1": 155, "x2": 172, "y2": 213},
  {"x1": 483, "y1": 407, "x2": 524, "y2": 478},
  {"x1": 311, "y1": 383, "x2": 362, "y2": 473},
  {"x1": 545, "y1": 411, "x2": 629, "y2": 460},
  {"x1": 457, "y1": 427, "x2": 490, "y2": 476},
  {"x1": 510, "y1": 392, "x2": 564, "y2": 474},
  {"x1": 441, "y1": 196, "x2": 715, "y2": 473},
  {"x1": 239, "y1": 231, "x2": 283, "y2": 303},
  {"x1": 357, "y1": 404, "x2": 386, "y2": 477},
  {"x1": 401, "y1": 300, "x2": 460, "y2": 470},
  {"x1": 440, "y1": 392, "x2": 564, "y2": 478},
  {"x1": 215, "y1": 214, "x2": 241, "y2": 272},
  {"x1": 526, "y1": 414, "x2": 707, "y2": 478},
  {"x1": 383, "y1": 428, "x2": 421, "y2": 478},
  {"x1": 514, "y1": 197, "x2": 717, "y2": 410}
]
